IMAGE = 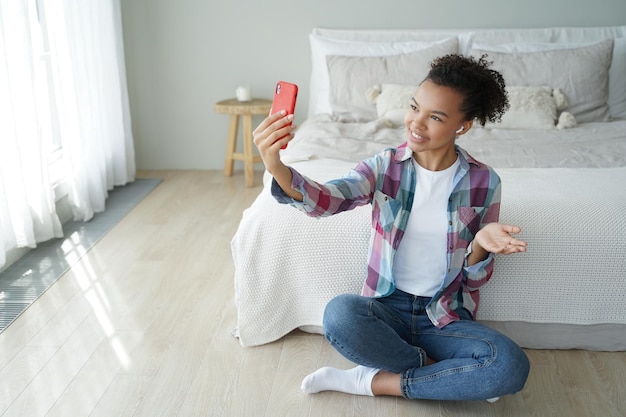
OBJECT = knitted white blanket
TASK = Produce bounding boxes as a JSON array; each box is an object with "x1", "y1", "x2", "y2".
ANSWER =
[{"x1": 232, "y1": 160, "x2": 626, "y2": 347}]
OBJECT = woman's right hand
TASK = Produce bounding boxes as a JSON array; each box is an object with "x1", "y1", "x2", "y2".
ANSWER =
[
  {"x1": 252, "y1": 110, "x2": 296, "y2": 173},
  {"x1": 252, "y1": 110, "x2": 302, "y2": 201}
]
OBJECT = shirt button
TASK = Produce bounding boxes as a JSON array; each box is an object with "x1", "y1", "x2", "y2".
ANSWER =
[{"x1": 448, "y1": 221, "x2": 453, "y2": 226}]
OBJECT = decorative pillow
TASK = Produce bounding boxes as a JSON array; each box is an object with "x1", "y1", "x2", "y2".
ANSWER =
[
  {"x1": 366, "y1": 84, "x2": 578, "y2": 130},
  {"x1": 326, "y1": 38, "x2": 458, "y2": 119},
  {"x1": 469, "y1": 39, "x2": 614, "y2": 123},
  {"x1": 487, "y1": 86, "x2": 576, "y2": 130},
  {"x1": 365, "y1": 84, "x2": 416, "y2": 127},
  {"x1": 472, "y1": 37, "x2": 626, "y2": 120},
  {"x1": 308, "y1": 35, "x2": 459, "y2": 116}
]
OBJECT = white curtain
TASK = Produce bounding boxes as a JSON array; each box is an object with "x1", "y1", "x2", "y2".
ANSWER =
[
  {"x1": 0, "y1": 0, "x2": 63, "y2": 268},
  {"x1": 45, "y1": 0, "x2": 135, "y2": 221},
  {"x1": 0, "y1": 0, "x2": 135, "y2": 269}
]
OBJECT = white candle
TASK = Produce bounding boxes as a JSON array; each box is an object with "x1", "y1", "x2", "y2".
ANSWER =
[{"x1": 236, "y1": 85, "x2": 252, "y2": 101}]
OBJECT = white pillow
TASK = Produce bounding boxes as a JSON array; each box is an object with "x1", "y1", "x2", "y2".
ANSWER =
[
  {"x1": 472, "y1": 40, "x2": 592, "y2": 53},
  {"x1": 308, "y1": 34, "x2": 459, "y2": 116},
  {"x1": 470, "y1": 39, "x2": 616, "y2": 122},
  {"x1": 365, "y1": 83, "x2": 416, "y2": 127},
  {"x1": 487, "y1": 86, "x2": 576, "y2": 130}
]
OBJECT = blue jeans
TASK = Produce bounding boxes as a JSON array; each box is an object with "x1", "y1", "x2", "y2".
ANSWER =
[{"x1": 323, "y1": 289, "x2": 530, "y2": 401}]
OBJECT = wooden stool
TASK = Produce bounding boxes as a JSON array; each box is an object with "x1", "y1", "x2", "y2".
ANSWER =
[{"x1": 214, "y1": 98, "x2": 272, "y2": 187}]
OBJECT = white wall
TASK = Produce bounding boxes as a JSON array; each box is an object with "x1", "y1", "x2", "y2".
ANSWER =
[{"x1": 120, "y1": 0, "x2": 626, "y2": 170}]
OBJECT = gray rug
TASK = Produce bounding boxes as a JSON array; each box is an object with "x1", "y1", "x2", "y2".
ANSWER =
[{"x1": 0, "y1": 178, "x2": 161, "y2": 333}]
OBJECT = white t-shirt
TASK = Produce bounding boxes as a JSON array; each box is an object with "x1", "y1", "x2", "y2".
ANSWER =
[{"x1": 393, "y1": 157, "x2": 460, "y2": 296}]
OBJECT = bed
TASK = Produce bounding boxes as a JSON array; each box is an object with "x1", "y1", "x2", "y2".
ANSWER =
[{"x1": 231, "y1": 25, "x2": 626, "y2": 350}]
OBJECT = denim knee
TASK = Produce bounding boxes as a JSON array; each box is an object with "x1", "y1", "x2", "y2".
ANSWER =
[
  {"x1": 492, "y1": 336, "x2": 531, "y2": 395},
  {"x1": 506, "y1": 344, "x2": 531, "y2": 393},
  {"x1": 322, "y1": 293, "x2": 365, "y2": 338}
]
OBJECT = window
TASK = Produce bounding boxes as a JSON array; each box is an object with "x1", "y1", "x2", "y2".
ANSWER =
[{"x1": 31, "y1": 0, "x2": 64, "y2": 186}]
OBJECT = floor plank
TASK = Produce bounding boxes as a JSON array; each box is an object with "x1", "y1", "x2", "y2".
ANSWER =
[
  {"x1": 2, "y1": 314, "x2": 108, "y2": 417},
  {"x1": 264, "y1": 335, "x2": 320, "y2": 417},
  {"x1": 221, "y1": 339, "x2": 284, "y2": 417},
  {"x1": 554, "y1": 350, "x2": 623, "y2": 417},
  {"x1": 587, "y1": 351, "x2": 626, "y2": 416}
]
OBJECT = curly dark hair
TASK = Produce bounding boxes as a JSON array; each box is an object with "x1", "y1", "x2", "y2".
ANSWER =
[{"x1": 424, "y1": 54, "x2": 509, "y2": 126}]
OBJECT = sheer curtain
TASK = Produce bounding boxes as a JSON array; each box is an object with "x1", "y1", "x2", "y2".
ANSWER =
[
  {"x1": 46, "y1": 0, "x2": 135, "y2": 221},
  {"x1": 0, "y1": 0, "x2": 135, "y2": 269},
  {"x1": 0, "y1": 0, "x2": 63, "y2": 268}
]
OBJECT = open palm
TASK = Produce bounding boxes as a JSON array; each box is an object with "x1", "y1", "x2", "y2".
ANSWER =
[{"x1": 475, "y1": 223, "x2": 527, "y2": 255}]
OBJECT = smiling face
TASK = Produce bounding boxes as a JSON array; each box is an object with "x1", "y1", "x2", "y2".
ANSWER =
[{"x1": 404, "y1": 79, "x2": 472, "y2": 170}]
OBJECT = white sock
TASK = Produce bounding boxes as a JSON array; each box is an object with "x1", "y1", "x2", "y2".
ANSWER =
[
  {"x1": 486, "y1": 396, "x2": 500, "y2": 403},
  {"x1": 301, "y1": 365, "x2": 379, "y2": 396}
]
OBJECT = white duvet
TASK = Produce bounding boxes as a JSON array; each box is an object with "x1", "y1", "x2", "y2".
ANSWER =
[
  {"x1": 232, "y1": 118, "x2": 626, "y2": 348},
  {"x1": 282, "y1": 114, "x2": 626, "y2": 169}
]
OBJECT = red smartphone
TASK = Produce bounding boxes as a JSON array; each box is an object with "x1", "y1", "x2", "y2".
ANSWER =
[{"x1": 270, "y1": 81, "x2": 298, "y2": 149}]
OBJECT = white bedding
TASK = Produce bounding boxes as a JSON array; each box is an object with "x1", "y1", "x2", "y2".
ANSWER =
[
  {"x1": 232, "y1": 118, "x2": 626, "y2": 349},
  {"x1": 283, "y1": 115, "x2": 626, "y2": 169},
  {"x1": 232, "y1": 25, "x2": 626, "y2": 350}
]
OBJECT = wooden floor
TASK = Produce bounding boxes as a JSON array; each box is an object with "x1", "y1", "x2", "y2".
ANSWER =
[{"x1": 0, "y1": 170, "x2": 624, "y2": 417}]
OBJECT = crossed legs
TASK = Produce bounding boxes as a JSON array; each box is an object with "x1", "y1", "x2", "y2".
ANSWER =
[{"x1": 302, "y1": 291, "x2": 530, "y2": 401}]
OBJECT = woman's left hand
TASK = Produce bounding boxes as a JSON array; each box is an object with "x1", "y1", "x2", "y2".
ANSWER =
[{"x1": 474, "y1": 223, "x2": 527, "y2": 255}]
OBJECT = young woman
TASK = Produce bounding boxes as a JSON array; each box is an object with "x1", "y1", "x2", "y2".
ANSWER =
[{"x1": 252, "y1": 54, "x2": 530, "y2": 402}]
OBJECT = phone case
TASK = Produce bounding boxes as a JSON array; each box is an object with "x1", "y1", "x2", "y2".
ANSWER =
[
  {"x1": 271, "y1": 81, "x2": 298, "y2": 115},
  {"x1": 271, "y1": 81, "x2": 298, "y2": 149}
]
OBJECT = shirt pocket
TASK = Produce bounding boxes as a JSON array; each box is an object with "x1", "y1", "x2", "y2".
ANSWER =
[
  {"x1": 457, "y1": 206, "x2": 482, "y2": 240},
  {"x1": 373, "y1": 190, "x2": 401, "y2": 232}
]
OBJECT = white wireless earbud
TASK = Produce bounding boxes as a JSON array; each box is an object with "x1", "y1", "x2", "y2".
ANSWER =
[{"x1": 456, "y1": 126, "x2": 464, "y2": 134}]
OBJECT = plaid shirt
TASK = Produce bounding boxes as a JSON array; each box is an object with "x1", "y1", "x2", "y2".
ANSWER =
[{"x1": 272, "y1": 143, "x2": 501, "y2": 328}]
